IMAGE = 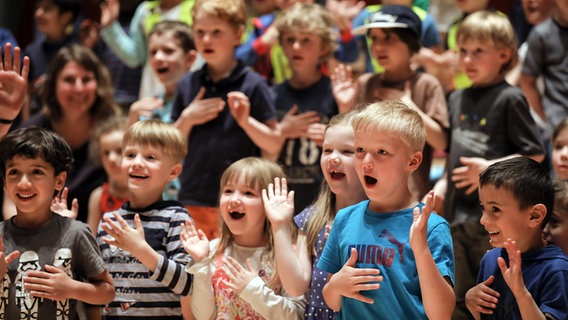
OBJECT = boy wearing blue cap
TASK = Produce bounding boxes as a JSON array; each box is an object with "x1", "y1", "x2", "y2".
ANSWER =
[{"x1": 332, "y1": 4, "x2": 448, "y2": 202}]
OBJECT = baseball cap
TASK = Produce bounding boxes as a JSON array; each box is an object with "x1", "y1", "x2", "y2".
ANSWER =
[{"x1": 352, "y1": 5, "x2": 422, "y2": 38}]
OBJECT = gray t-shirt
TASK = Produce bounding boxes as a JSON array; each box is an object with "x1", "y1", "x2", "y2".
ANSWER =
[
  {"x1": 522, "y1": 18, "x2": 568, "y2": 129},
  {"x1": 0, "y1": 214, "x2": 107, "y2": 320}
]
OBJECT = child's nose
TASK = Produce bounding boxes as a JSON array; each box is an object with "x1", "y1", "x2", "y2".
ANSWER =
[
  {"x1": 18, "y1": 174, "x2": 32, "y2": 187},
  {"x1": 328, "y1": 155, "x2": 340, "y2": 165}
]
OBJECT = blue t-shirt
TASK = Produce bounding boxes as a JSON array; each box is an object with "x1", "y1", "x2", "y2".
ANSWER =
[
  {"x1": 317, "y1": 200, "x2": 454, "y2": 319},
  {"x1": 477, "y1": 245, "x2": 568, "y2": 320}
]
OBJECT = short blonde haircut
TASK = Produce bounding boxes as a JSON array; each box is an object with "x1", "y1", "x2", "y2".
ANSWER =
[
  {"x1": 192, "y1": 0, "x2": 247, "y2": 30},
  {"x1": 457, "y1": 10, "x2": 518, "y2": 73},
  {"x1": 274, "y1": 2, "x2": 338, "y2": 61},
  {"x1": 352, "y1": 100, "x2": 426, "y2": 153},
  {"x1": 123, "y1": 120, "x2": 188, "y2": 163}
]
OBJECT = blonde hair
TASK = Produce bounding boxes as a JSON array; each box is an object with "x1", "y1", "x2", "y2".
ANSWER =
[
  {"x1": 304, "y1": 111, "x2": 358, "y2": 255},
  {"x1": 274, "y1": 2, "x2": 338, "y2": 61},
  {"x1": 192, "y1": 0, "x2": 247, "y2": 30},
  {"x1": 352, "y1": 100, "x2": 425, "y2": 153},
  {"x1": 122, "y1": 120, "x2": 187, "y2": 163},
  {"x1": 214, "y1": 157, "x2": 285, "y2": 286},
  {"x1": 457, "y1": 10, "x2": 518, "y2": 73}
]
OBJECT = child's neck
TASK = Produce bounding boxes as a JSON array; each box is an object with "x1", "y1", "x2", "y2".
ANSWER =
[
  {"x1": 288, "y1": 69, "x2": 322, "y2": 89},
  {"x1": 233, "y1": 231, "x2": 267, "y2": 247},
  {"x1": 128, "y1": 191, "x2": 162, "y2": 209},
  {"x1": 472, "y1": 74, "x2": 505, "y2": 88},
  {"x1": 368, "y1": 189, "x2": 416, "y2": 213},
  {"x1": 207, "y1": 59, "x2": 238, "y2": 83},
  {"x1": 13, "y1": 210, "x2": 53, "y2": 229},
  {"x1": 45, "y1": 30, "x2": 66, "y2": 43},
  {"x1": 382, "y1": 67, "x2": 414, "y2": 83},
  {"x1": 109, "y1": 180, "x2": 129, "y2": 199},
  {"x1": 335, "y1": 192, "x2": 367, "y2": 214},
  {"x1": 160, "y1": 0, "x2": 181, "y2": 10}
]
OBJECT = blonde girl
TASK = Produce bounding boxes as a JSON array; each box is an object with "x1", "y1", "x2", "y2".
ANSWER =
[
  {"x1": 265, "y1": 111, "x2": 367, "y2": 320},
  {"x1": 181, "y1": 157, "x2": 305, "y2": 319}
]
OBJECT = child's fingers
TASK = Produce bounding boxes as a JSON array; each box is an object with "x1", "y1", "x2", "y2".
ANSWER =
[
  {"x1": 134, "y1": 214, "x2": 143, "y2": 230},
  {"x1": 3, "y1": 43, "x2": 12, "y2": 71},
  {"x1": 112, "y1": 212, "x2": 129, "y2": 229},
  {"x1": 5, "y1": 250, "x2": 20, "y2": 264},
  {"x1": 280, "y1": 177, "x2": 287, "y2": 195},
  {"x1": 21, "y1": 56, "x2": 29, "y2": 80},
  {"x1": 13, "y1": 45, "x2": 21, "y2": 74},
  {"x1": 197, "y1": 229, "x2": 208, "y2": 240}
]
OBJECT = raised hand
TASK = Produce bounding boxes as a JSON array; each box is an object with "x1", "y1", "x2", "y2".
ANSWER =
[
  {"x1": 465, "y1": 275, "x2": 500, "y2": 315},
  {"x1": 327, "y1": 248, "x2": 382, "y2": 304},
  {"x1": 180, "y1": 219, "x2": 210, "y2": 263},
  {"x1": 409, "y1": 190, "x2": 434, "y2": 251},
  {"x1": 0, "y1": 42, "x2": 29, "y2": 121},
  {"x1": 51, "y1": 187, "x2": 78, "y2": 219},
  {"x1": 331, "y1": 64, "x2": 357, "y2": 113},
  {"x1": 100, "y1": 0, "x2": 119, "y2": 28},
  {"x1": 101, "y1": 212, "x2": 145, "y2": 254},
  {"x1": 452, "y1": 157, "x2": 490, "y2": 195},
  {"x1": 326, "y1": 0, "x2": 365, "y2": 30},
  {"x1": 0, "y1": 235, "x2": 20, "y2": 278},
  {"x1": 279, "y1": 105, "x2": 320, "y2": 140},
  {"x1": 222, "y1": 257, "x2": 257, "y2": 295},
  {"x1": 497, "y1": 239, "x2": 525, "y2": 296},
  {"x1": 262, "y1": 177, "x2": 294, "y2": 229}
]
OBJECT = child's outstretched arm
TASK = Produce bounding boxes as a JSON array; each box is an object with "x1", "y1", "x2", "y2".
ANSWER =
[
  {"x1": 465, "y1": 275, "x2": 499, "y2": 320},
  {"x1": 0, "y1": 42, "x2": 29, "y2": 139},
  {"x1": 410, "y1": 191, "x2": 455, "y2": 319},
  {"x1": 263, "y1": 177, "x2": 312, "y2": 296},
  {"x1": 24, "y1": 266, "x2": 115, "y2": 305},
  {"x1": 227, "y1": 91, "x2": 282, "y2": 155},
  {"x1": 498, "y1": 239, "x2": 547, "y2": 320},
  {"x1": 322, "y1": 248, "x2": 382, "y2": 311}
]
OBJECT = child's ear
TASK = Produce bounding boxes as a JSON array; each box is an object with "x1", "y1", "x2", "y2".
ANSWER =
[
  {"x1": 407, "y1": 151, "x2": 423, "y2": 172},
  {"x1": 54, "y1": 172, "x2": 67, "y2": 192},
  {"x1": 528, "y1": 203, "x2": 547, "y2": 228},
  {"x1": 168, "y1": 163, "x2": 183, "y2": 181},
  {"x1": 498, "y1": 48, "x2": 512, "y2": 64},
  {"x1": 234, "y1": 26, "x2": 245, "y2": 45},
  {"x1": 185, "y1": 50, "x2": 197, "y2": 70}
]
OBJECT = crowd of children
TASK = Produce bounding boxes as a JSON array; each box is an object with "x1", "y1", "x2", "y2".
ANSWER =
[{"x1": 1, "y1": 0, "x2": 568, "y2": 318}]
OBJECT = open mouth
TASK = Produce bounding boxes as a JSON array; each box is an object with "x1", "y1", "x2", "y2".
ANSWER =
[
  {"x1": 487, "y1": 230, "x2": 499, "y2": 237},
  {"x1": 229, "y1": 211, "x2": 245, "y2": 220},
  {"x1": 364, "y1": 175, "x2": 377, "y2": 185},
  {"x1": 17, "y1": 193, "x2": 35, "y2": 200},
  {"x1": 156, "y1": 67, "x2": 169, "y2": 74},
  {"x1": 130, "y1": 173, "x2": 148, "y2": 179},
  {"x1": 330, "y1": 171, "x2": 345, "y2": 179}
]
